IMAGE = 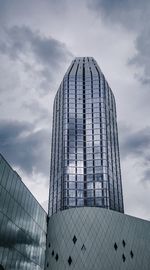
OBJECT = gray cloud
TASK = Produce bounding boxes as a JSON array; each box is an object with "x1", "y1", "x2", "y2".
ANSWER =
[
  {"x1": 0, "y1": 224, "x2": 39, "y2": 248},
  {"x1": 88, "y1": 0, "x2": 150, "y2": 84},
  {"x1": 120, "y1": 126, "x2": 150, "y2": 157},
  {"x1": 0, "y1": 25, "x2": 73, "y2": 90},
  {"x1": 0, "y1": 0, "x2": 149, "y2": 219},
  {"x1": 0, "y1": 25, "x2": 72, "y2": 66},
  {"x1": 88, "y1": 0, "x2": 148, "y2": 29},
  {"x1": 120, "y1": 125, "x2": 150, "y2": 182},
  {"x1": 23, "y1": 99, "x2": 50, "y2": 121},
  {"x1": 0, "y1": 120, "x2": 50, "y2": 177},
  {"x1": 142, "y1": 168, "x2": 150, "y2": 182},
  {"x1": 129, "y1": 27, "x2": 150, "y2": 84}
]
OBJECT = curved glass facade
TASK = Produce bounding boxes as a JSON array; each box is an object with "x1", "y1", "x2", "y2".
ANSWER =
[
  {"x1": 49, "y1": 57, "x2": 124, "y2": 216},
  {"x1": 0, "y1": 154, "x2": 47, "y2": 270}
]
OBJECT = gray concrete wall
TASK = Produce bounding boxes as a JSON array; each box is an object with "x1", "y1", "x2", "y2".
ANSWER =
[{"x1": 45, "y1": 207, "x2": 150, "y2": 270}]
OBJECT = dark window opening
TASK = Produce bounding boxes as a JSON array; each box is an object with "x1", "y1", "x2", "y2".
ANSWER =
[
  {"x1": 48, "y1": 243, "x2": 51, "y2": 248},
  {"x1": 114, "y1": 242, "x2": 118, "y2": 250},
  {"x1": 122, "y1": 240, "x2": 126, "y2": 247},
  {"x1": 47, "y1": 262, "x2": 49, "y2": 267},
  {"x1": 55, "y1": 254, "x2": 59, "y2": 261},
  {"x1": 52, "y1": 250, "x2": 54, "y2": 256},
  {"x1": 81, "y1": 244, "x2": 86, "y2": 253},
  {"x1": 122, "y1": 254, "x2": 126, "y2": 262},
  {"x1": 130, "y1": 250, "x2": 134, "y2": 258},
  {"x1": 72, "y1": 235, "x2": 77, "y2": 244},
  {"x1": 68, "y1": 256, "x2": 72, "y2": 265}
]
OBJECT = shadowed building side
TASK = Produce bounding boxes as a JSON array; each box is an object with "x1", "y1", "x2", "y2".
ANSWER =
[{"x1": 0, "y1": 154, "x2": 47, "y2": 270}]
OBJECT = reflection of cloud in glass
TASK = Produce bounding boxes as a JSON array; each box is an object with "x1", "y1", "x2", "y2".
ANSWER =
[
  {"x1": 95, "y1": 182, "x2": 102, "y2": 189},
  {"x1": 0, "y1": 219, "x2": 40, "y2": 248}
]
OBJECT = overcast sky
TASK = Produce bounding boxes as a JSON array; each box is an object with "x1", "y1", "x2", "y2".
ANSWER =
[{"x1": 0, "y1": 0, "x2": 150, "y2": 220}]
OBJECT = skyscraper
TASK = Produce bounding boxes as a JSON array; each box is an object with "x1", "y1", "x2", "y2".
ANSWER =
[
  {"x1": 0, "y1": 57, "x2": 149, "y2": 270},
  {"x1": 45, "y1": 57, "x2": 150, "y2": 270},
  {"x1": 49, "y1": 57, "x2": 124, "y2": 216}
]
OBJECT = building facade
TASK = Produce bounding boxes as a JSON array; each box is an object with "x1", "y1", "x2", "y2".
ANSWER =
[
  {"x1": 0, "y1": 57, "x2": 149, "y2": 270},
  {"x1": 45, "y1": 57, "x2": 150, "y2": 270},
  {"x1": 0, "y1": 154, "x2": 47, "y2": 270},
  {"x1": 49, "y1": 57, "x2": 124, "y2": 216},
  {"x1": 45, "y1": 207, "x2": 150, "y2": 270}
]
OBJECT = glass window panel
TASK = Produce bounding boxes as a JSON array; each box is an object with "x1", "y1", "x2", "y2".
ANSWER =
[
  {"x1": 87, "y1": 189, "x2": 93, "y2": 197},
  {"x1": 77, "y1": 190, "x2": 83, "y2": 198},
  {"x1": 69, "y1": 190, "x2": 75, "y2": 197},
  {"x1": 95, "y1": 198, "x2": 103, "y2": 206},
  {"x1": 69, "y1": 198, "x2": 76, "y2": 206},
  {"x1": 77, "y1": 175, "x2": 83, "y2": 181}
]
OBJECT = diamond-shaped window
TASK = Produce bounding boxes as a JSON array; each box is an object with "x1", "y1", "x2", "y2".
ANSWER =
[
  {"x1": 72, "y1": 235, "x2": 77, "y2": 244},
  {"x1": 122, "y1": 254, "x2": 126, "y2": 262},
  {"x1": 130, "y1": 250, "x2": 134, "y2": 258},
  {"x1": 114, "y1": 242, "x2": 118, "y2": 250},
  {"x1": 122, "y1": 240, "x2": 126, "y2": 247},
  {"x1": 81, "y1": 244, "x2": 86, "y2": 253},
  {"x1": 55, "y1": 254, "x2": 59, "y2": 261},
  {"x1": 68, "y1": 256, "x2": 72, "y2": 265}
]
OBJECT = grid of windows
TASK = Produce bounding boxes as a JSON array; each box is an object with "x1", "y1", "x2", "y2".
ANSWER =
[
  {"x1": 49, "y1": 57, "x2": 124, "y2": 216},
  {"x1": 0, "y1": 154, "x2": 47, "y2": 269}
]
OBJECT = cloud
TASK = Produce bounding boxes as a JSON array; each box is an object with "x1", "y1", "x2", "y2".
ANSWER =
[
  {"x1": 120, "y1": 124, "x2": 150, "y2": 183},
  {"x1": 0, "y1": 0, "x2": 149, "y2": 219},
  {"x1": 120, "y1": 126, "x2": 150, "y2": 157},
  {"x1": 0, "y1": 25, "x2": 73, "y2": 91},
  {"x1": 88, "y1": 0, "x2": 148, "y2": 29},
  {"x1": 0, "y1": 25, "x2": 72, "y2": 181},
  {"x1": 0, "y1": 218, "x2": 43, "y2": 266},
  {"x1": 142, "y1": 168, "x2": 150, "y2": 182},
  {"x1": 0, "y1": 119, "x2": 50, "y2": 177},
  {"x1": 129, "y1": 27, "x2": 150, "y2": 84},
  {"x1": 23, "y1": 99, "x2": 50, "y2": 121},
  {"x1": 88, "y1": 0, "x2": 150, "y2": 84},
  {"x1": 0, "y1": 223, "x2": 39, "y2": 247},
  {"x1": 0, "y1": 25, "x2": 71, "y2": 67}
]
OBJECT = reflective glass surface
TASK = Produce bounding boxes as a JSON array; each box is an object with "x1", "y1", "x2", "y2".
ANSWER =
[
  {"x1": 49, "y1": 57, "x2": 124, "y2": 216},
  {"x1": 0, "y1": 154, "x2": 47, "y2": 270}
]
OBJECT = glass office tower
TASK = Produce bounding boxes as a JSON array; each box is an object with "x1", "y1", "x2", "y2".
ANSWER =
[{"x1": 49, "y1": 57, "x2": 124, "y2": 216}]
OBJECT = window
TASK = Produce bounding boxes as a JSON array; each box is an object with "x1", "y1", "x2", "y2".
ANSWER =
[
  {"x1": 55, "y1": 254, "x2": 59, "y2": 261},
  {"x1": 81, "y1": 244, "x2": 86, "y2": 253},
  {"x1": 68, "y1": 256, "x2": 72, "y2": 265},
  {"x1": 72, "y1": 235, "x2": 77, "y2": 244},
  {"x1": 122, "y1": 240, "x2": 126, "y2": 247},
  {"x1": 114, "y1": 242, "x2": 118, "y2": 250},
  {"x1": 122, "y1": 254, "x2": 126, "y2": 262},
  {"x1": 130, "y1": 250, "x2": 134, "y2": 258}
]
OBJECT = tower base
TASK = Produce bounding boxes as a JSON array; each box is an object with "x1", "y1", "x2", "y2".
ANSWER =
[{"x1": 45, "y1": 207, "x2": 150, "y2": 269}]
